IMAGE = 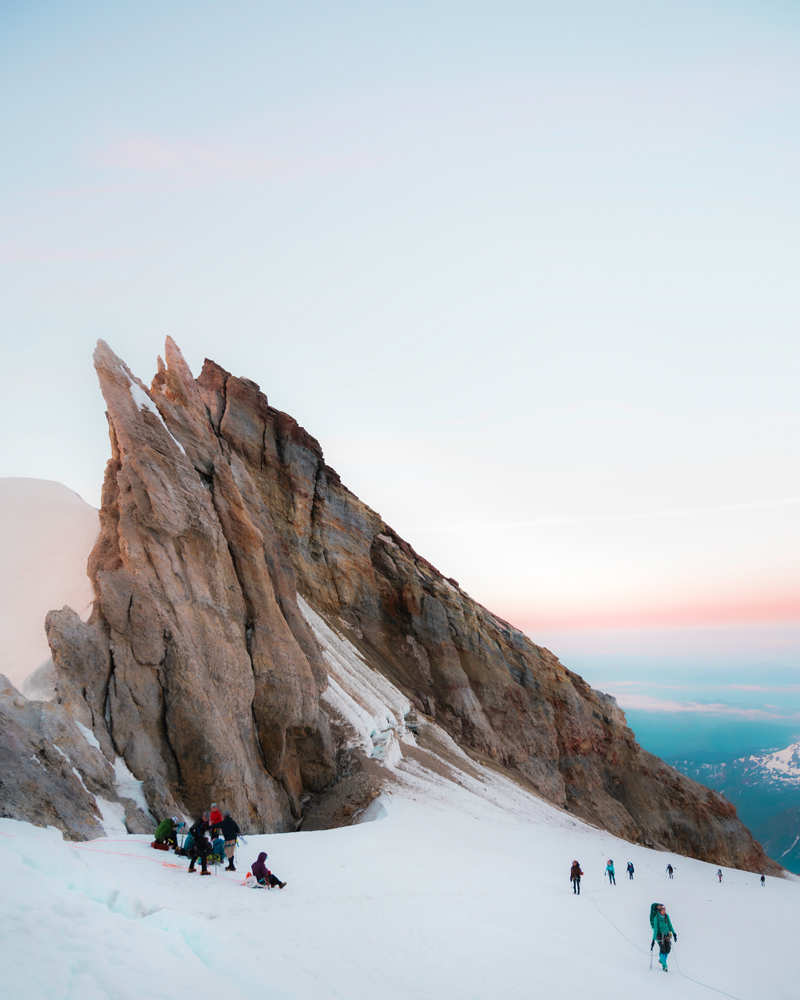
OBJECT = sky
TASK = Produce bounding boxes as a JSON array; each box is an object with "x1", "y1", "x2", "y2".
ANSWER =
[{"x1": 1, "y1": 0, "x2": 798, "y2": 740}]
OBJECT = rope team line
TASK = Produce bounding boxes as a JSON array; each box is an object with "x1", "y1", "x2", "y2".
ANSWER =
[
  {"x1": 670, "y1": 946, "x2": 743, "y2": 1000},
  {"x1": 71, "y1": 842, "x2": 244, "y2": 887},
  {"x1": 585, "y1": 887, "x2": 743, "y2": 1000}
]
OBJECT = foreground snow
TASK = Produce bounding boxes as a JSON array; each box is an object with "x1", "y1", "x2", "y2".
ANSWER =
[
  {"x1": 2, "y1": 490, "x2": 794, "y2": 998},
  {"x1": 3, "y1": 751, "x2": 796, "y2": 1000}
]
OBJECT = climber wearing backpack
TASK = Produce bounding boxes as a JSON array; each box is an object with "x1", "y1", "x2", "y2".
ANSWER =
[
  {"x1": 570, "y1": 860, "x2": 583, "y2": 894},
  {"x1": 626, "y1": 862, "x2": 634, "y2": 880},
  {"x1": 187, "y1": 814, "x2": 213, "y2": 875},
  {"x1": 605, "y1": 859, "x2": 616, "y2": 885},
  {"x1": 650, "y1": 903, "x2": 676, "y2": 972}
]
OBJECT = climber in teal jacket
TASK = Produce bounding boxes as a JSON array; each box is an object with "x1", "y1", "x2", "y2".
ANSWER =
[{"x1": 651, "y1": 903, "x2": 676, "y2": 971}]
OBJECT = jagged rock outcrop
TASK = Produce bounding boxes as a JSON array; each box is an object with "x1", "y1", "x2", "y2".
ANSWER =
[
  {"x1": 35, "y1": 339, "x2": 780, "y2": 871},
  {"x1": 43, "y1": 341, "x2": 337, "y2": 832},
  {"x1": 0, "y1": 674, "x2": 152, "y2": 838}
]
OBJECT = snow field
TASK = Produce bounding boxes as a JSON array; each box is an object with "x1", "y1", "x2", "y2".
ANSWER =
[
  {"x1": 3, "y1": 759, "x2": 797, "y2": 1000},
  {"x1": 3, "y1": 500, "x2": 796, "y2": 998}
]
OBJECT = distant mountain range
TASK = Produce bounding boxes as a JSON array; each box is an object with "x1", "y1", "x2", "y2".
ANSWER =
[{"x1": 669, "y1": 740, "x2": 800, "y2": 873}]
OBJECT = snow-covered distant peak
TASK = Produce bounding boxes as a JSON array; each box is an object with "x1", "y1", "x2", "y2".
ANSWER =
[{"x1": 744, "y1": 741, "x2": 800, "y2": 785}]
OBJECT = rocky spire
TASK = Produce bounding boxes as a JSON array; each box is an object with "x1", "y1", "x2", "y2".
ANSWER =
[{"x1": 37, "y1": 339, "x2": 780, "y2": 872}]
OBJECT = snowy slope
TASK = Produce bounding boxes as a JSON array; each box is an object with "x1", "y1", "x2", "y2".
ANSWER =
[
  {"x1": 4, "y1": 603, "x2": 797, "y2": 1000},
  {"x1": 2, "y1": 762, "x2": 796, "y2": 1000},
  {"x1": 0, "y1": 478, "x2": 98, "y2": 690}
]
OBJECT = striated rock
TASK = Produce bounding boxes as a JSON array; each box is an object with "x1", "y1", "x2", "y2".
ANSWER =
[
  {"x1": 32, "y1": 339, "x2": 780, "y2": 872},
  {"x1": 0, "y1": 674, "x2": 151, "y2": 839},
  {"x1": 188, "y1": 351, "x2": 779, "y2": 872},
  {"x1": 43, "y1": 341, "x2": 336, "y2": 832}
]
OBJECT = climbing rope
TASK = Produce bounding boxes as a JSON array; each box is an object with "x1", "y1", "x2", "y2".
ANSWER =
[
  {"x1": 72, "y1": 842, "x2": 241, "y2": 885},
  {"x1": 586, "y1": 889, "x2": 742, "y2": 1000},
  {"x1": 671, "y1": 946, "x2": 742, "y2": 1000},
  {"x1": 583, "y1": 892, "x2": 648, "y2": 954}
]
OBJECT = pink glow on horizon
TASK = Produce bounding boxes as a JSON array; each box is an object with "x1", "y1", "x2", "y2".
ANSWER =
[{"x1": 501, "y1": 594, "x2": 800, "y2": 632}]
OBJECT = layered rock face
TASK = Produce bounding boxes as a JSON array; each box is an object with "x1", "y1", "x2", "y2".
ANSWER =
[
  {"x1": 44, "y1": 342, "x2": 336, "y2": 832},
  {"x1": 0, "y1": 673, "x2": 151, "y2": 839},
  {"x1": 39, "y1": 339, "x2": 779, "y2": 871}
]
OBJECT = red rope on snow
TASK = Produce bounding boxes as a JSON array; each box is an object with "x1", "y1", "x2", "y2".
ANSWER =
[{"x1": 71, "y1": 842, "x2": 243, "y2": 885}]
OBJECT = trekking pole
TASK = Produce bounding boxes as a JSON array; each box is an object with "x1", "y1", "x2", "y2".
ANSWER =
[{"x1": 649, "y1": 942, "x2": 654, "y2": 971}]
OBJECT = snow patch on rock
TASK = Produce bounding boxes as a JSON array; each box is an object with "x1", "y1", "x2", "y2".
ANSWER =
[
  {"x1": 298, "y1": 594, "x2": 411, "y2": 767},
  {"x1": 128, "y1": 380, "x2": 187, "y2": 456},
  {"x1": 113, "y1": 756, "x2": 153, "y2": 821}
]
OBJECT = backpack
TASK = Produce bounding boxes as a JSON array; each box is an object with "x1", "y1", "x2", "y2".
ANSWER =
[
  {"x1": 649, "y1": 903, "x2": 660, "y2": 928},
  {"x1": 209, "y1": 837, "x2": 227, "y2": 866}
]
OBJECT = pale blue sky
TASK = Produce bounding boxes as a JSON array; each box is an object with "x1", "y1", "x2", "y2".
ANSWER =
[{"x1": 1, "y1": 1, "x2": 798, "y2": 729}]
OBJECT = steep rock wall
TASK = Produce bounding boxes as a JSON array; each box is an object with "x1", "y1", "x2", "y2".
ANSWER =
[
  {"x1": 39, "y1": 340, "x2": 779, "y2": 871},
  {"x1": 45, "y1": 342, "x2": 336, "y2": 831},
  {"x1": 190, "y1": 350, "x2": 777, "y2": 871}
]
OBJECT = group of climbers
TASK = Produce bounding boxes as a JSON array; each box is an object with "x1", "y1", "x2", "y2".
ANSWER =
[
  {"x1": 567, "y1": 856, "x2": 771, "y2": 973},
  {"x1": 182, "y1": 803, "x2": 242, "y2": 875},
  {"x1": 153, "y1": 802, "x2": 286, "y2": 887}
]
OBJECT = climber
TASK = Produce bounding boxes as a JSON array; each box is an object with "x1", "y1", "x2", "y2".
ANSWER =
[
  {"x1": 626, "y1": 861, "x2": 634, "y2": 880},
  {"x1": 570, "y1": 860, "x2": 583, "y2": 894},
  {"x1": 209, "y1": 802, "x2": 224, "y2": 833},
  {"x1": 666, "y1": 863, "x2": 674, "y2": 879},
  {"x1": 717, "y1": 868, "x2": 723, "y2": 883},
  {"x1": 605, "y1": 859, "x2": 616, "y2": 885},
  {"x1": 215, "y1": 810, "x2": 242, "y2": 872},
  {"x1": 251, "y1": 851, "x2": 286, "y2": 889},
  {"x1": 650, "y1": 903, "x2": 676, "y2": 972},
  {"x1": 187, "y1": 814, "x2": 213, "y2": 875},
  {"x1": 154, "y1": 816, "x2": 180, "y2": 849}
]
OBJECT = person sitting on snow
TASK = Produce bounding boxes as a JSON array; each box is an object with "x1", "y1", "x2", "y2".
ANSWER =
[
  {"x1": 154, "y1": 816, "x2": 179, "y2": 849},
  {"x1": 651, "y1": 903, "x2": 676, "y2": 972},
  {"x1": 252, "y1": 851, "x2": 286, "y2": 889}
]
